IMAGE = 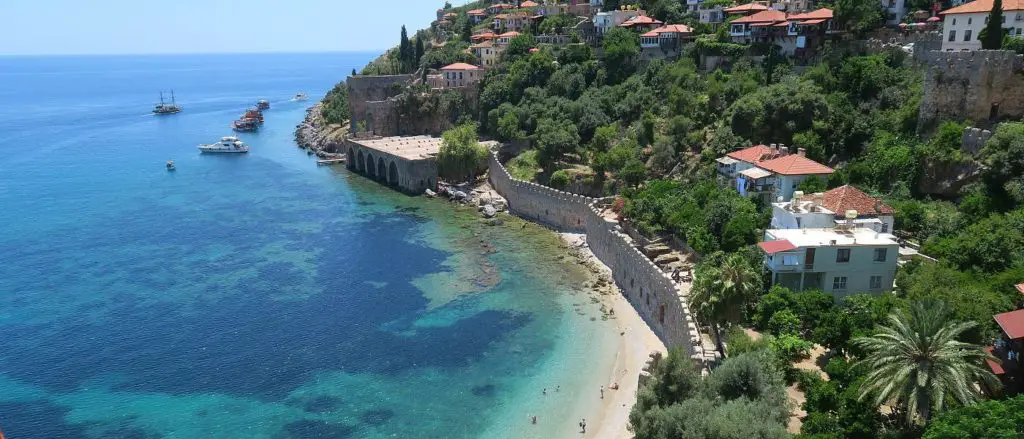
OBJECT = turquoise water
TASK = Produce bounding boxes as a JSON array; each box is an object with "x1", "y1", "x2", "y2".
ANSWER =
[{"x1": 0, "y1": 54, "x2": 618, "y2": 438}]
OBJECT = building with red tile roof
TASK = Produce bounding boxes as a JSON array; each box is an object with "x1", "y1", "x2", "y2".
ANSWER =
[
  {"x1": 755, "y1": 154, "x2": 834, "y2": 176},
  {"x1": 724, "y1": 2, "x2": 771, "y2": 14},
  {"x1": 716, "y1": 144, "x2": 832, "y2": 202},
  {"x1": 520, "y1": 0, "x2": 539, "y2": 7},
  {"x1": 440, "y1": 63, "x2": 484, "y2": 88},
  {"x1": 758, "y1": 239, "x2": 797, "y2": 254},
  {"x1": 620, "y1": 14, "x2": 664, "y2": 32},
  {"x1": 771, "y1": 185, "x2": 895, "y2": 234},
  {"x1": 759, "y1": 226, "x2": 899, "y2": 295},
  {"x1": 986, "y1": 308, "x2": 1024, "y2": 394},
  {"x1": 940, "y1": 0, "x2": 1024, "y2": 51},
  {"x1": 728, "y1": 7, "x2": 838, "y2": 58},
  {"x1": 639, "y1": 24, "x2": 696, "y2": 61}
]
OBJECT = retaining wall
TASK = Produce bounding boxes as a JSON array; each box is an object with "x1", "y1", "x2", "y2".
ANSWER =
[{"x1": 488, "y1": 153, "x2": 705, "y2": 360}]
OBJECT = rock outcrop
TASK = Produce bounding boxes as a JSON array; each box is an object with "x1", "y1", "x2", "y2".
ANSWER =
[{"x1": 294, "y1": 103, "x2": 348, "y2": 155}]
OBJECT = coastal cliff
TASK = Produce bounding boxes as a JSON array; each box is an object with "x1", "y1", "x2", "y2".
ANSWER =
[{"x1": 294, "y1": 102, "x2": 348, "y2": 154}]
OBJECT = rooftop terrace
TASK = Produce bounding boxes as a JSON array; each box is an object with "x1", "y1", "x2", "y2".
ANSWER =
[
  {"x1": 350, "y1": 135, "x2": 443, "y2": 161},
  {"x1": 766, "y1": 227, "x2": 899, "y2": 248}
]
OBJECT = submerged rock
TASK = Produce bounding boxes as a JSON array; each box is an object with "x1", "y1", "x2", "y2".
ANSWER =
[{"x1": 481, "y1": 205, "x2": 497, "y2": 218}]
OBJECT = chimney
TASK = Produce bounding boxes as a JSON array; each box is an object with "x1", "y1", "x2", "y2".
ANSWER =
[
  {"x1": 797, "y1": 147, "x2": 806, "y2": 157},
  {"x1": 779, "y1": 143, "x2": 787, "y2": 155},
  {"x1": 791, "y1": 191, "x2": 804, "y2": 210},
  {"x1": 874, "y1": 200, "x2": 882, "y2": 213}
]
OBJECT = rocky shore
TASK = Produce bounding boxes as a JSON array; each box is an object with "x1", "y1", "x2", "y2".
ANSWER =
[{"x1": 294, "y1": 102, "x2": 347, "y2": 157}]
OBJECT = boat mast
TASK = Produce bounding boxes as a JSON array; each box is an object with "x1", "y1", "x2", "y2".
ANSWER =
[
  {"x1": 159, "y1": 91, "x2": 165, "y2": 105},
  {"x1": 170, "y1": 90, "x2": 176, "y2": 105}
]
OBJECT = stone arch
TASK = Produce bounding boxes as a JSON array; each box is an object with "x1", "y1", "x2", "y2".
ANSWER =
[
  {"x1": 366, "y1": 153, "x2": 376, "y2": 178},
  {"x1": 357, "y1": 150, "x2": 365, "y2": 173},
  {"x1": 347, "y1": 147, "x2": 356, "y2": 170},
  {"x1": 377, "y1": 157, "x2": 386, "y2": 181},
  {"x1": 388, "y1": 161, "x2": 399, "y2": 186}
]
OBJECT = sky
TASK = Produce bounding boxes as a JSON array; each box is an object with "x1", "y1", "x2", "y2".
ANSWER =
[{"x1": 0, "y1": 0, "x2": 459, "y2": 55}]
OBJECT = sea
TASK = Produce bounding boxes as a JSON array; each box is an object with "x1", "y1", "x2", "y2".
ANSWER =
[{"x1": 0, "y1": 53, "x2": 620, "y2": 439}]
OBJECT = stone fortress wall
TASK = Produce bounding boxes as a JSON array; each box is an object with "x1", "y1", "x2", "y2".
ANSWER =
[
  {"x1": 918, "y1": 50, "x2": 1024, "y2": 133},
  {"x1": 488, "y1": 153, "x2": 708, "y2": 363},
  {"x1": 346, "y1": 74, "x2": 412, "y2": 136}
]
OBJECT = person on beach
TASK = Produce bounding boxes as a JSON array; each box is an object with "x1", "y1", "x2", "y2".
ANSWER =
[
  {"x1": 556, "y1": 385, "x2": 560, "y2": 392},
  {"x1": 600, "y1": 386, "x2": 604, "y2": 399},
  {"x1": 580, "y1": 418, "x2": 586, "y2": 433},
  {"x1": 542, "y1": 388, "x2": 547, "y2": 395},
  {"x1": 531, "y1": 415, "x2": 537, "y2": 425}
]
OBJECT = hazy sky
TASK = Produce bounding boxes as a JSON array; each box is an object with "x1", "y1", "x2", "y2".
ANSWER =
[{"x1": 0, "y1": 0, "x2": 455, "y2": 55}]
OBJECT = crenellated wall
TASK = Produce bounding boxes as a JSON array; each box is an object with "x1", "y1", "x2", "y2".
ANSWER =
[
  {"x1": 488, "y1": 153, "x2": 707, "y2": 363},
  {"x1": 918, "y1": 50, "x2": 1024, "y2": 133}
]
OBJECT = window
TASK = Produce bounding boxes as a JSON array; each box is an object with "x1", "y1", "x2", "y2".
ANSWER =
[
  {"x1": 964, "y1": 29, "x2": 972, "y2": 41},
  {"x1": 967, "y1": 17, "x2": 971, "y2": 25},
  {"x1": 782, "y1": 254, "x2": 799, "y2": 266},
  {"x1": 880, "y1": 222, "x2": 889, "y2": 233},
  {"x1": 832, "y1": 276, "x2": 848, "y2": 291},
  {"x1": 870, "y1": 275, "x2": 883, "y2": 289},
  {"x1": 874, "y1": 248, "x2": 887, "y2": 262},
  {"x1": 836, "y1": 248, "x2": 851, "y2": 263},
  {"x1": 795, "y1": 217, "x2": 802, "y2": 228},
  {"x1": 948, "y1": 30, "x2": 956, "y2": 41},
  {"x1": 952, "y1": 18, "x2": 956, "y2": 25}
]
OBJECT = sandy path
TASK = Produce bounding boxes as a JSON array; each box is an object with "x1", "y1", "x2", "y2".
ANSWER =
[{"x1": 560, "y1": 233, "x2": 667, "y2": 439}]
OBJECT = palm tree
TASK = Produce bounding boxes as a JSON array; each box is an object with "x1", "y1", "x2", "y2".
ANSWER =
[
  {"x1": 853, "y1": 300, "x2": 999, "y2": 424},
  {"x1": 691, "y1": 252, "x2": 762, "y2": 353}
]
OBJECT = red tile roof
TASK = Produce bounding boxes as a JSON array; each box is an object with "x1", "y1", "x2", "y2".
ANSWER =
[
  {"x1": 472, "y1": 32, "x2": 497, "y2": 40},
  {"x1": 468, "y1": 9, "x2": 488, "y2": 15},
  {"x1": 804, "y1": 185, "x2": 894, "y2": 216},
  {"x1": 444, "y1": 12, "x2": 458, "y2": 18},
  {"x1": 732, "y1": 9, "x2": 787, "y2": 24},
  {"x1": 724, "y1": 2, "x2": 770, "y2": 13},
  {"x1": 758, "y1": 239, "x2": 798, "y2": 254},
  {"x1": 789, "y1": 8, "x2": 833, "y2": 20},
  {"x1": 983, "y1": 346, "x2": 1006, "y2": 375},
  {"x1": 756, "y1": 154, "x2": 834, "y2": 176},
  {"x1": 641, "y1": 24, "x2": 694, "y2": 37},
  {"x1": 441, "y1": 63, "x2": 483, "y2": 71},
  {"x1": 994, "y1": 309, "x2": 1024, "y2": 340},
  {"x1": 620, "y1": 15, "x2": 664, "y2": 27},
  {"x1": 942, "y1": 0, "x2": 1024, "y2": 14},
  {"x1": 726, "y1": 144, "x2": 776, "y2": 163},
  {"x1": 498, "y1": 31, "x2": 521, "y2": 38},
  {"x1": 521, "y1": 0, "x2": 539, "y2": 6}
]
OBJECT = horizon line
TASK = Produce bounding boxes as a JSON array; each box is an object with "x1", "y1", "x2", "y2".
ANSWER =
[{"x1": 0, "y1": 49, "x2": 388, "y2": 58}]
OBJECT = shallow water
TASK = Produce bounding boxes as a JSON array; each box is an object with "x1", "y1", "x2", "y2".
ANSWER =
[{"x1": 0, "y1": 53, "x2": 618, "y2": 438}]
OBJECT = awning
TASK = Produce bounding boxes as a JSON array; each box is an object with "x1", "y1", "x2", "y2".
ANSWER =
[
  {"x1": 799, "y1": 18, "x2": 826, "y2": 24},
  {"x1": 716, "y1": 156, "x2": 738, "y2": 165},
  {"x1": 739, "y1": 167, "x2": 773, "y2": 179},
  {"x1": 833, "y1": 218, "x2": 882, "y2": 225},
  {"x1": 994, "y1": 309, "x2": 1024, "y2": 340},
  {"x1": 758, "y1": 239, "x2": 797, "y2": 254}
]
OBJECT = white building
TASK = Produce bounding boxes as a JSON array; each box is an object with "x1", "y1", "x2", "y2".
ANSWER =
[
  {"x1": 940, "y1": 0, "x2": 1024, "y2": 51},
  {"x1": 716, "y1": 144, "x2": 834, "y2": 202},
  {"x1": 881, "y1": 0, "x2": 907, "y2": 26},
  {"x1": 771, "y1": 185, "x2": 896, "y2": 234},
  {"x1": 593, "y1": 9, "x2": 642, "y2": 35},
  {"x1": 759, "y1": 225, "x2": 899, "y2": 296},
  {"x1": 439, "y1": 63, "x2": 484, "y2": 88}
]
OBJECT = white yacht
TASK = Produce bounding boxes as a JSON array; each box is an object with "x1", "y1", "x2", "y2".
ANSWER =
[
  {"x1": 198, "y1": 136, "x2": 249, "y2": 154},
  {"x1": 293, "y1": 92, "x2": 308, "y2": 101}
]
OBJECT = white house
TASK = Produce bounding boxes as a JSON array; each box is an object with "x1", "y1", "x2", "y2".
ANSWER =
[
  {"x1": 771, "y1": 185, "x2": 896, "y2": 234},
  {"x1": 593, "y1": 9, "x2": 643, "y2": 35},
  {"x1": 716, "y1": 143, "x2": 834, "y2": 202},
  {"x1": 940, "y1": 0, "x2": 1024, "y2": 51},
  {"x1": 759, "y1": 225, "x2": 899, "y2": 296}
]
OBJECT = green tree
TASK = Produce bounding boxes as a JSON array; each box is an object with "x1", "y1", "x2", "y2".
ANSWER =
[
  {"x1": 923, "y1": 395, "x2": 1024, "y2": 439},
  {"x1": 983, "y1": 0, "x2": 1005, "y2": 49},
  {"x1": 399, "y1": 25, "x2": 413, "y2": 73},
  {"x1": 602, "y1": 27, "x2": 640, "y2": 84},
  {"x1": 533, "y1": 118, "x2": 580, "y2": 168},
  {"x1": 797, "y1": 176, "x2": 827, "y2": 194},
  {"x1": 496, "y1": 112, "x2": 524, "y2": 141},
  {"x1": 619, "y1": 158, "x2": 648, "y2": 188},
  {"x1": 853, "y1": 301, "x2": 999, "y2": 424},
  {"x1": 415, "y1": 32, "x2": 425, "y2": 66},
  {"x1": 438, "y1": 123, "x2": 489, "y2": 182},
  {"x1": 692, "y1": 252, "x2": 764, "y2": 353},
  {"x1": 834, "y1": 0, "x2": 884, "y2": 37},
  {"x1": 320, "y1": 81, "x2": 350, "y2": 125}
]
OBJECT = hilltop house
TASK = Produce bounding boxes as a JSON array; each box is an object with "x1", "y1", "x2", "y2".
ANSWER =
[
  {"x1": 620, "y1": 14, "x2": 664, "y2": 32},
  {"x1": 468, "y1": 8, "x2": 489, "y2": 24},
  {"x1": 494, "y1": 12, "x2": 531, "y2": 32},
  {"x1": 724, "y1": 2, "x2": 771, "y2": 16},
  {"x1": 759, "y1": 225, "x2": 899, "y2": 295},
  {"x1": 471, "y1": 40, "x2": 499, "y2": 67},
  {"x1": 716, "y1": 144, "x2": 834, "y2": 202},
  {"x1": 771, "y1": 185, "x2": 895, "y2": 233},
  {"x1": 729, "y1": 8, "x2": 840, "y2": 59},
  {"x1": 440, "y1": 63, "x2": 484, "y2": 88},
  {"x1": 640, "y1": 24, "x2": 695, "y2": 61},
  {"x1": 594, "y1": 9, "x2": 643, "y2": 35},
  {"x1": 496, "y1": 31, "x2": 521, "y2": 45},
  {"x1": 698, "y1": 3, "x2": 727, "y2": 24},
  {"x1": 940, "y1": 0, "x2": 1024, "y2": 51},
  {"x1": 882, "y1": 0, "x2": 907, "y2": 26}
]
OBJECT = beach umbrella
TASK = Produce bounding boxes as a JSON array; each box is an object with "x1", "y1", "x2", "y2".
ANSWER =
[
  {"x1": 899, "y1": 22, "x2": 908, "y2": 27},
  {"x1": 927, "y1": 16, "x2": 940, "y2": 22}
]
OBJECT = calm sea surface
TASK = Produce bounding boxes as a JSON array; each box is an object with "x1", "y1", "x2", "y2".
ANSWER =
[{"x1": 0, "y1": 53, "x2": 617, "y2": 439}]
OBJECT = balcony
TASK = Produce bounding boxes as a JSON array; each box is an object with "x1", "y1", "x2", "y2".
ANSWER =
[{"x1": 745, "y1": 183, "x2": 775, "y2": 193}]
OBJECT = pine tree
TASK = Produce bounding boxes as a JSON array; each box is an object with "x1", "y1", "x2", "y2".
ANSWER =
[
  {"x1": 399, "y1": 25, "x2": 412, "y2": 73},
  {"x1": 982, "y1": 0, "x2": 1005, "y2": 49},
  {"x1": 415, "y1": 33, "x2": 425, "y2": 68}
]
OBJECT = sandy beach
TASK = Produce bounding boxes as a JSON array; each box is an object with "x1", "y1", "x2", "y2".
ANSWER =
[{"x1": 561, "y1": 233, "x2": 667, "y2": 439}]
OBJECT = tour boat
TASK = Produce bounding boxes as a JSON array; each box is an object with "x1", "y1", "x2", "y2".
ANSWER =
[
  {"x1": 293, "y1": 93, "x2": 308, "y2": 101},
  {"x1": 256, "y1": 99, "x2": 270, "y2": 110},
  {"x1": 166, "y1": 159, "x2": 176, "y2": 171},
  {"x1": 240, "y1": 108, "x2": 264, "y2": 124},
  {"x1": 198, "y1": 136, "x2": 249, "y2": 153},
  {"x1": 232, "y1": 119, "x2": 259, "y2": 132},
  {"x1": 153, "y1": 90, "x2": 182, "y2": 114}
]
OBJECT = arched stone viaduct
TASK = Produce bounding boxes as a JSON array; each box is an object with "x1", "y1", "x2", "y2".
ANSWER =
[{"x1": 344, "y1": 136, "x2": 441, "y2": 194}]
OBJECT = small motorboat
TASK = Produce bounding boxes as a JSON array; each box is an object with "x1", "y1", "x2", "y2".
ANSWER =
[
  {"x1": 166, "y1": 160, "x2": 176, "y2": 171},
  {"x1": 256, "y1": 100, "x2": 270, "y2": 110},
  {"x1": 293, "y1": 93, "x2": 308, "y2": 101}
]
